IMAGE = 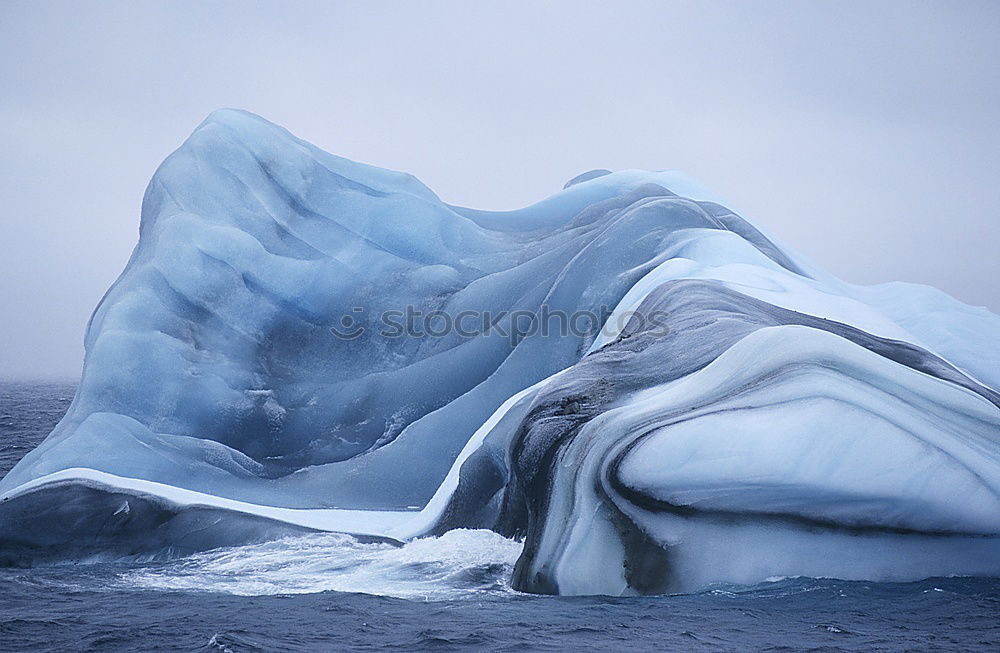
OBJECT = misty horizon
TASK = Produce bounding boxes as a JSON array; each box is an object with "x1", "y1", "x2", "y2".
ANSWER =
[{"x1": 3, "y1": 0, "x2": 999, "y2": 380}]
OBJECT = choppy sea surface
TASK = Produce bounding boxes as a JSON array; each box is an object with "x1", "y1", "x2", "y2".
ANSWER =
[{"x1": 1, "y1": 381, "x2": 997, "y2": 652}]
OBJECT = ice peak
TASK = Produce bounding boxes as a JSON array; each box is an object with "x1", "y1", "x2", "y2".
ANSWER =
[{"x1": 563, "y1": 169, "x2": 613, "y2": 189}]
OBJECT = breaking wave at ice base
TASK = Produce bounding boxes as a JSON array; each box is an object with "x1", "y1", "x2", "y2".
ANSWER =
[{"x1": 120, "y1": 529, "x2": 522, "y2": 600}]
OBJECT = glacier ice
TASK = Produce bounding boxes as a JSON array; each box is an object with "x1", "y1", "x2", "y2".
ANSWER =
[{"x1": 1, "y1": 109, "x2": 998, "y2": 595}]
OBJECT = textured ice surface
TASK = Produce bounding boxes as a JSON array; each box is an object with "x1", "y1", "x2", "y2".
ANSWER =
[{"x1": 2, "y1": 109, "x2": 998, "y2": 595}]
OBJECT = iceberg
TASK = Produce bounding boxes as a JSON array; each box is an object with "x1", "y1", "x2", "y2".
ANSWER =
[{"x1": 1, "y1": 109, "x2": 998, "y2": 595}]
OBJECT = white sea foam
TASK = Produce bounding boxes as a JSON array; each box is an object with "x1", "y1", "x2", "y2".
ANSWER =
[{"x1": 119, "y1": 529, "x2": 523, "y2": 600}]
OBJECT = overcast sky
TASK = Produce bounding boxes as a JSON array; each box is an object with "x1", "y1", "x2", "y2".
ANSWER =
[{"x1": 2, "y1": 0, "x2": 998, "y2": 380}]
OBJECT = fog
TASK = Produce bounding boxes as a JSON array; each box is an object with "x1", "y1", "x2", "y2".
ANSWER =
[{"x1": 2, "y1": 0, "x2": 998, "y2": 379}]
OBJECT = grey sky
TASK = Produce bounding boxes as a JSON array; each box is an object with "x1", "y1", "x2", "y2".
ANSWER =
[{"x1": 1, "y1": 0, "x2": 998, "y2": 379}]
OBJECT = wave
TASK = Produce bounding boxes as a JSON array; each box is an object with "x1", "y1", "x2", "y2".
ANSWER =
[{"x1": 119, "y1": 529, "x2": 522, "y2": 600}]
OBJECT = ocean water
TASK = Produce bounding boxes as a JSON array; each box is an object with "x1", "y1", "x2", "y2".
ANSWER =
[{"x1": 1, "y1": 381, "x2": 997, "y2": 652}]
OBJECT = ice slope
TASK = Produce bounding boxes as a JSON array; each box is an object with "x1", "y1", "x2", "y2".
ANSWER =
[{"x1": 1, "y1": 109, "x2": 998, "y2": 594}]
